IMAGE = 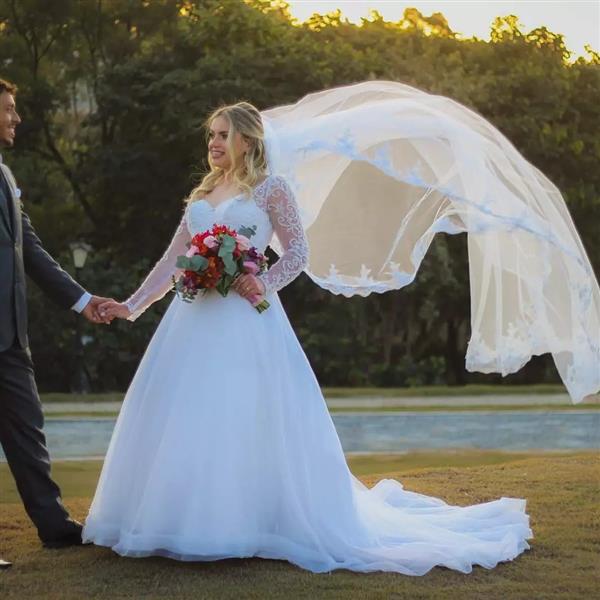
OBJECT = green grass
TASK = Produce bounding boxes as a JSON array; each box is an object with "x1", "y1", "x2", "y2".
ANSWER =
[
  {"x1": 45, "y1": 412, "x2": 122, "y2": 419},
  {"x1": 1, "y1": 451, "x2": 598, "y2": 599},
  {"x1": 39, "y1": 384, "x2": 571, "y2": 404},
  {"x1": 322, "y1": 384, "x2": 568, "y2": 397},
  {"x1": 329, "y1": 403, "x2": 599, "y2": 412},
  {"x1": 0, "y1": 450, "x2": 540, "y2": 505},
  {"x1": 41, "y1": 392, "x2": 124, "y2": 404},
  {"x1": 43, "y1": 403, "x2": 600, "y2": 420}
]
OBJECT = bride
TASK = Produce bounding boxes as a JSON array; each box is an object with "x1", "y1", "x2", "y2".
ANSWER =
[{"x1": 84, "y1": 81, "x2": 598, "y2": 574}]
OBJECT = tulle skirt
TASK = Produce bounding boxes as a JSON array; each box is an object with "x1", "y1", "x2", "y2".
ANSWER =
[{"x1": 83, "y1": 291, "x2": 532, "y2": 574}]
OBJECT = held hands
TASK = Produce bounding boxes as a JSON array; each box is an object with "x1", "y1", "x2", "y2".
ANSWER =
[
  {"x1": 82, "y1": 296, "x2": 117, "y2": 324},
  {"x1": 82, "y1": 277, "x2": 265, "y2": 323},
  {"x1": 97, "y1": 300, "x2": 132, "y2": 322}
]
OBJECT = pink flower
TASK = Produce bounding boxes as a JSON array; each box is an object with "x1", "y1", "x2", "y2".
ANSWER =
[
  {"x1": 186, "y1": 245, "x2": 199, "y2": 257},
  {"x1": 204, "y1": 235, "x2": 218, "y2": 248},
  {"x1": 236, "y1": 234, "x2": 251, "y2": 251},
  {"x1": 243, "y1": 260, "x2": 259, "y2": 275}
]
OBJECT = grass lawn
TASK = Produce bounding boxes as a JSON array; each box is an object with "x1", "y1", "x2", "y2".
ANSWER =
[
  {"x1": 1, "y1": 450, "x2": 598, "y2": 599},
  {"x1": 322, "y1": 384, "x2": 569, "y2": 397},
  {"x1": 43, "y1": 403, "x2": 600, "y2": 419},
  {"x1": 39, "y1": 383, "x2": 572, "y2": 404}
]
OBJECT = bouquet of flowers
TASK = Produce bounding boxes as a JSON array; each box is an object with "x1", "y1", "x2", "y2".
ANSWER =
[{"x1": 172, "y1": 224, "x2": 270, "y2": 312}]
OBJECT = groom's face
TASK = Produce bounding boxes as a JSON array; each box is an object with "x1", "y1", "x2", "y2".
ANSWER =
[{"x1": 0, "y1": 91, "x2": 21, "y2": 148}]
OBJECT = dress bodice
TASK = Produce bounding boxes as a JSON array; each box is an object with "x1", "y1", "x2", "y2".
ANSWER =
[
  {"x1": 186, "y1": 182, "x2": 274, "y2": 254},
  {"x1": 124, "y1": 174, "x2": 309, "y2": 321}
]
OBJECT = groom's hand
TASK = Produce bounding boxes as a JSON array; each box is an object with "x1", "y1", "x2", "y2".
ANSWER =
[{"x1": 82, "y1": 296, "x2": 116, "y2": 324}]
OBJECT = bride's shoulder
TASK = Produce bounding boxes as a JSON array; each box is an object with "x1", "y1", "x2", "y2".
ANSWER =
[
  {"x1": 255, "y1": 173, "x2": 292, "y2": 196},
  {"x1": 253, "y1": 174, "x2": 293, "y2": 211}
]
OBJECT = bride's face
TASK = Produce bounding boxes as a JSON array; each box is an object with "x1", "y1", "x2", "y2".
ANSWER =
[{"x1": 208, "y1": 115, "x2": 248, "y2": 171}]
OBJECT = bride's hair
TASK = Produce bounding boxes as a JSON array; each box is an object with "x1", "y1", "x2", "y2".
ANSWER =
[{"x1": 187, "y1": 102, "x2": 268, "y2": 203}]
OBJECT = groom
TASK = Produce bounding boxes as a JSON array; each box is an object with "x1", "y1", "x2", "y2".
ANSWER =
[{"x1": 0, "y1": 78, "x2": 113, "y2": 562}]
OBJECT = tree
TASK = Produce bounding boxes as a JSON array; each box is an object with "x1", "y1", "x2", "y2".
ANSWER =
[{"x1": 1, "y1": 0, "x2": 596, "y2": 390}]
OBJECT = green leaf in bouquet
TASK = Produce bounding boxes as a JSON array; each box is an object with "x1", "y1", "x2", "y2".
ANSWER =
[
  {"x1": 222, "y1": 254, "x2": 237, "y2": 275},
  {"x1": 221, "y1": 273, "x2": 236, "y2": 291},
  {"x1": 219, "y1": 235, "x2": 236, "y2": 253},
  {"x1": 175, "y1": 256, "x2": 191, "y2": 269},
  {"x1": 215, "y1": 277, "x2": 230, "y2": 297},
  {"x1": 238, "y1": 225, "x2": 256, "y2": 238},
  {"x1": 218, "y1": 236, "x2": 237, "y2": 275},
  {"x1": 189, "y1": 254, "x2": 208, "y2": 271}
]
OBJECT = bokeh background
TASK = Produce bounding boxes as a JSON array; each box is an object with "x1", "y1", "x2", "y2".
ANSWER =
[{"x1": 1, "y1": 0, "x2": 598, "y2": 392}]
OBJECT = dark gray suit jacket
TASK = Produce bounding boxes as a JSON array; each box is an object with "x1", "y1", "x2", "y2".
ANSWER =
[{"x1": 0, "y1": 154, "x2": 86, "y2": 352}]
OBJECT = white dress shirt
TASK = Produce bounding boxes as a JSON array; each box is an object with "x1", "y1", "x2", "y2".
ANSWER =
[{"x1": 71, "y1": 292, "x2": 92, "y2": 313}]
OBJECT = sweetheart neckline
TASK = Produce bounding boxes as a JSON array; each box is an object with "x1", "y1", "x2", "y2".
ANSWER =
[
  {"x1": 195, "y1": 195, "x2": 241, "y2": 211},
  {"x1": 192, "y1": 176, "x2": 271, "y2": 210}
]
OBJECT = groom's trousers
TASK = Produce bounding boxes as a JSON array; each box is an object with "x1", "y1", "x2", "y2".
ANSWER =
[{"x1": 0, "y1": 338, "x2": 71, "y2": 541}]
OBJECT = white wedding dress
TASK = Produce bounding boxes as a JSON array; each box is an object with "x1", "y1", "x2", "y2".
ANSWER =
[{"x1": 83, "y1": 174, "x2": 532, "y2": 575}]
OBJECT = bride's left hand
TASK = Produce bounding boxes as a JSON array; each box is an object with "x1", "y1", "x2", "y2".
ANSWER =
[
  {"x1": 98, "y1": 300, "x2": 132, "y2": 321},
  {"x1": 232, "y1": 274, "x2": 265, "y2": 299}
]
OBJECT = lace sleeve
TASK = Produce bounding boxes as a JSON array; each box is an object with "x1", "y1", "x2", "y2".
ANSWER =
[
  {"x1": 258, "y1": 175, "x2": 309, "y2": 295},
  {"x1": 124, "y1": 212, "x2": 190, "y2": 321}
]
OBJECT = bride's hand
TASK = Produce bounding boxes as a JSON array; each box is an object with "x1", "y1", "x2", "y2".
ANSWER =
[
  {"x1": 232, "y1": 274, "x2": 265, "y2": 300},
  {"x1": 98, "y1": 300, "x2": 132, "y2": 321}
]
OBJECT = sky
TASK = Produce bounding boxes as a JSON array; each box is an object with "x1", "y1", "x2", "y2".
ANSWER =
[{"x1": 286, "y1": 1, "x2": 600, "y2": 59}]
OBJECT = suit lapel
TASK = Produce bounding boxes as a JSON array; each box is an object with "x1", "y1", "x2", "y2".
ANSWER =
[
  {"x1": 12, "y1": 178, "x2": 22, "y2": 245},
  {"x1": 0, "y1": 171, "x2": 12, "y2": 235},
  {"x1": 0, "y1": 161, "x2": 19, "y2": 238},
  {"x1": 0, "y1": 196, "x2": 11, "y2": 235}
]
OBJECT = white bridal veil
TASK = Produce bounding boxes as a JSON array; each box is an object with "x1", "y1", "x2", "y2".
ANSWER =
[{"x1": 261, "y1": 80, "x2": 600, "y2": 404}]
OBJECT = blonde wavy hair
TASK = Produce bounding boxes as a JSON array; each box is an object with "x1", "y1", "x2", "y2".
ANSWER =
[{"x1": 187, "y1": 102, "x2": 268, "y2": 203}]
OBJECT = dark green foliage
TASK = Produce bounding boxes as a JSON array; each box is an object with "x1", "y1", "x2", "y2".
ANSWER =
[{"x1": 1, "y1": 1, "x2": 597, "y2": 390}]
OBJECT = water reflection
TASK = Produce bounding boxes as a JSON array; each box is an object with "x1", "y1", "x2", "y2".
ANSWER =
[{"x1": 1, "y1": 411, "x2": 597, "y2": 460}]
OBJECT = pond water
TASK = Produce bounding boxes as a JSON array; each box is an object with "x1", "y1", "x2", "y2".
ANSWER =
[{"x1": 1, "y1": 411, "x2": 598, "y2": 460}]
